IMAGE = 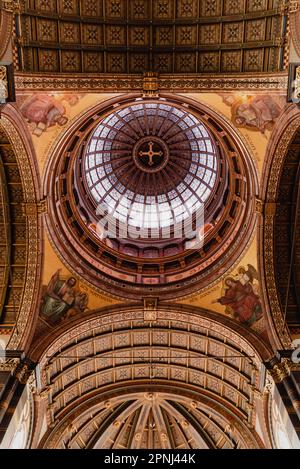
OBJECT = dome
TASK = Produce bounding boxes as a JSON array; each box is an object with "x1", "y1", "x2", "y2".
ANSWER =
[
  {"x1": 45, "y1": 94, "x2": 256, "y2": 298},
  {"x1": 83, "y1": 102, "x2": 218, "y2": 233}
]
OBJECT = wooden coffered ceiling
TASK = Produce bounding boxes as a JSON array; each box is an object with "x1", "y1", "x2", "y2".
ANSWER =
[
  {"x1": 15, "y1": 0, "x2": 288, "y2": 74},
  {"x1": 0, "y1": 128, "x2": 27, "y2": 330},
  {"x1": 274, "y1": 128, "x2": 300, "y2": 330}
]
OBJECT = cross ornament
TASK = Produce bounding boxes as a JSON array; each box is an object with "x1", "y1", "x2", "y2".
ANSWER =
[{"x1": 139, "y1": 141, "x2": 163, "y2": 166}]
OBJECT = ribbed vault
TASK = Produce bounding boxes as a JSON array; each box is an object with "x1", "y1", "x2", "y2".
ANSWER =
[
  {"x1": 33, "y1": 306, "x2": 269, "y2": 449},
  {"x1": 43, "y1": 392, "x2": 256, "y2": 449}
]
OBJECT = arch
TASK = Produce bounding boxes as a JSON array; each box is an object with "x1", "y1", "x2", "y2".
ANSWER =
[
  {"x1": 30, "y1": 304, "x2": 272, "y2": 449},
  {"x1": 259, "y1": 104, "x2": 300, "y2": 350},
  {"x1": 39, "y1": 386, "x2": 264, "y2": 450},
  {"x1": 0, "y1": 104, "x2": 43, "y2": 351},
  {"x1": 0, "y1": 10, "x2": 13, "y2": 61}
]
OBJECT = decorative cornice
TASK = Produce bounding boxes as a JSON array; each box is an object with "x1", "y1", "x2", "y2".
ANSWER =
[
  {"x1": 263, "y1": 372, "x2": 274, "y2": 394},
  {"x1": 0, "y1": 0, "x2": 20, "y2": 13},
  {"x1": 0, "y1": 357, "x2": 20, "y2": 372},
  {"x1": 14, "y1": 73, "x2": 289, "y2": 93},
  {"x1": 267, "y1": 358, "x2": 300, "y2": 385}
]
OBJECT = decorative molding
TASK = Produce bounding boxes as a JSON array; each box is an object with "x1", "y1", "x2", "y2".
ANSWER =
[
  {"x1": 255, "y1": 198, "x2": 264, "y2": 214},
  {"x1": 22, "y1": 199, "x2": 47, "y2": 217},
  {"x1": 261, "y1": 112, "x2": 300, "y2": 349},
  {"x1": 143, "y1": 297, "x2": 158, "y2": 321},
  {"x1": 289, "y1": 1, "x2": 300, "y2": 13},
  {"x1": 263, "y1": 372, "x2": 274, "y2": 395},
  {"x1": 0, "y1": 113, "x2": 42, "y2": 351},
  {"x1": 268, "y1": 358, "x2": 300, "y2": 383},
  {"x1": 0, "y1": 65, "x2": 8, "y2": 102},
  {"x1": 290, "y1": 6, "x2": 300, "y2": 58},
  {"x1": 0, "y1": 357, "x2": 20, "y2": 372},
  {"x1": 0, "y1": 0, "x2": 21, "y2": 13},
  {"x1": 0, "y1": 10, "x2": 13, "y2": 61},
  {"x1": 142, "y1": 72, "x2": 159, "y2": 97},
  {"x1": 14, "y1": 73, "x2": 289, "y2": 93}
]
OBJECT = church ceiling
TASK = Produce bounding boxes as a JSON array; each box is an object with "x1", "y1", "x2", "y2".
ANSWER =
[
  {"x1": 274, "y1": 128, "x2": 300, "y2": 329},
  {"x1": 15, "y1": 0, "x2": 288, "y2": 74},
  {"x1": 44, "y1": 94, "x2": 257, "y2": 299},
  {"x1": 43, "y1": 393, "x2": 249, "y2": 449},
  {"x1": 0, "y1": 128, "x2": 27, "y2": 330},
  {"x1": 35, "y1": 307, "x2": 266, "y2": 449}
]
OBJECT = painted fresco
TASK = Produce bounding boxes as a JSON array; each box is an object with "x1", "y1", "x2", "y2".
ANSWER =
[
  {"x1": 40, "y1": 269, "x2": 89, "y2": 324},
  {"x1": 19, "y1": 93, "x2": 81, "y2": 136},
  {"x1": 212, "y1": 263, "x2": 268, "y2": 340},
  {"x1": 213, "y1": 264, "x2": 262, "y2": 326},
  {"x1": 222, "y1": 94, "x2": 285, "y2": 133}
]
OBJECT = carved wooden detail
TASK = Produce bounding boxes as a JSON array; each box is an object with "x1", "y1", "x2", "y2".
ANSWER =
[
  {"x1": 260, "y1": 109, "x2": 300, "y2": 347},
  {"x1": 14, "y1": 72, "x2": 289, "y2": 92},
  {"x1": 0, "y1": 126, "x2": 27, "y2": 329},
  {"x1": 14, "y1": 0, "x2": 288, "y2": 74}
]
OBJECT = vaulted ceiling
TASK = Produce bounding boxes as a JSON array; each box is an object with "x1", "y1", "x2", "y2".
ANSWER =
[
  {"x1": 34, "y1": 306, "x2": 268, "y2": 449},
  {"x1": 15, "y1": 0, "x2": 288, "y2": 74},
  {"x1": 274, "y1": 128, "x2": 300, "y2": 329},
  {"x1": 0, "y1": 127, "x2": 27, "y2": 330}
]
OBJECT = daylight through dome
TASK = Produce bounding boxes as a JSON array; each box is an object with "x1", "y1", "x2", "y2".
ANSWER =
[
  {"x1": 45, "y1": 94, "x2": 256, "y2": 296},
  {"x1": 83, "y1": 102, "x2": 218, "y2": 232}
]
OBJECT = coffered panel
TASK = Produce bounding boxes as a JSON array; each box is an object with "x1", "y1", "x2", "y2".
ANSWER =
[{"x1": 15, "y1": 0, "x2": 288, "y2": 74}]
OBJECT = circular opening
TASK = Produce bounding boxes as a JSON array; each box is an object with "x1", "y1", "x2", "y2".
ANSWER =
[
  {"x1": 133, "y1": 137, "x2": 169, "y2": 173},
  {"x1": 45, "y1": 94, "x2": 256, "y2": 298},
  {"x1": 82, "y1": 101, "x2": 219, "y2": 233}
]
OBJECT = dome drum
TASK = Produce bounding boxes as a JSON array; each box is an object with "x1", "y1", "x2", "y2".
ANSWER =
[{"x1": 44, "y1": 94, "x2": 257, "y2": 299}]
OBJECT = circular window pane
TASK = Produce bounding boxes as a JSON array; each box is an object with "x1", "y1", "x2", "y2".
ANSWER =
[{"x1": 83, "y1": 102, "x2": 218, "y2": 232}]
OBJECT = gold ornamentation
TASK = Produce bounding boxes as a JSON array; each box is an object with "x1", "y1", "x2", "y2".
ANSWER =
[
  {"x1": 0, "y1": 358, "x2": 20, "y2": 372},
  {"x1": 14, "y1": 74, "x2": 288, "y2": 92},
  {"x1": 143, "y1": 297, "x2": 158, "y2": 321},
  {"x1": 139, "y1": 141, "x2": 162, "y2": 166},
  {"x1": 22, "y1": 200, "x2": 47, "y2": 216},
  {"x1": 268, "y1": 359, "x2": 297, "y2": 383},
  {"x1": 263, "y1": 372, "x2": 274, "y2": 394},
  {"x1": 0, "y1": 0, "x2": 20, "y2": 13},
  {"x1": 289, "y1": 1, "x2": 300, "y2": 13},
  {"x1": 0, "y1": 65, "x2": 8, "y2": 102},
  {"x1": 296, "y1": 66, "x2": 300, "y2": 99},
  {"x1": 255, "y1": 198, "x2": 264, "y2": 214},
  {"x1": 0, "y1": 117, "x2": 41, "y2": 350},
  {"x1": 14, "y1": 363, "x2": 31, "y2": 384},
  {"x1": 142, "y1": 72, "x2": 159, "y2": 97},
  {"x1": 263, "y1": 116, "x2": 300, "y2": 348}
]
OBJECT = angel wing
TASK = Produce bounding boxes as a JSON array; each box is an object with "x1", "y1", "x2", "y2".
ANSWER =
[{"x1": 245, "y1": 264, "x2": 259, "y2": 283}]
